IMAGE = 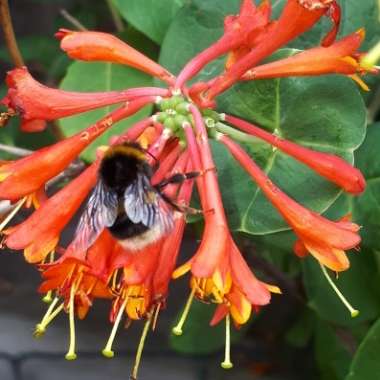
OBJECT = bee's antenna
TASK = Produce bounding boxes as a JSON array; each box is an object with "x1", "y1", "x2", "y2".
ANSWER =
[{"x1": 145, "y1": 150, "x2": 159, "y2": 164}]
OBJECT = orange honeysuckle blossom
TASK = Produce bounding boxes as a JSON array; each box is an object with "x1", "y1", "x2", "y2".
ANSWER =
[
  {"x1": 0, "y1": 99, "x2": 153, "y2": 201},
  {"x1": 175, "y1": 0, "x2": 271, "y2": 89},
  {"x1": 200, "y1": 0, "x2": 341, "y2": 104},
  {"x1": 1, "y1": 66, "x2": 167, "y2": 132},
  {"x1": 56, "y1": 29, "x2": 175, "y2": 85},
  {"x1": 242, "y1": 29, "x2": 375, "y2": 91},
  {"x1": 219, "y1": 134, "x2": 360, "y2": 272},
  {"x1": 224, "y1": 114, "x2": 366, "y2": 195},
  {"x1": 37, "y1": 230, "x2": 115, "y2": 359},
  {"x1": 5, "y1": 162, "x2": 99, "y2": 263}
]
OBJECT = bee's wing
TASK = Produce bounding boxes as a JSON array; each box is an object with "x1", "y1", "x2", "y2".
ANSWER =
[
  {"x1": 124, "y1": 173, "x2": 174, "y2": 234},
  {"x1": 71, "y1": 180, "x2": 118, "y2": 252}
]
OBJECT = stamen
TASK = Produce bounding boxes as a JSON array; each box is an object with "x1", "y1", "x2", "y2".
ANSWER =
[
  {"x1": 0, "y1": 197, "x2": 26, "y2": 233},
  {"x1": 102, "y1": 298, "x2": 128, "y2": 358},
  {"x1": 65, "y1": 284, "x2": 78, "y2": 360},
  {"x1": 130, "y1": 317, "x2": 152, "y2": 380},
  {"x1": 320, "y1": 264, "x2": 359, "y2": 318},
  {"x1": 172, "y1": 287, "x2": 196, "y2": 336},
  {"x1": 221, "y1": 314, "x2": 233, "y2": 370},
  {"x1": 34, "y1": 298, "x2": 64, "y2": 338}
]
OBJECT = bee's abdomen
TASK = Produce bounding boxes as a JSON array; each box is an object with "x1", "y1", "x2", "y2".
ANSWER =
[{"x1": 108, "y1": 213, "x2": 149, "y2": 239}]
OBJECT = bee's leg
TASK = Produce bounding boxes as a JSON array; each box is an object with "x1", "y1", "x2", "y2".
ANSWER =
[
  {"x1": 159, "y1": 192, "x2": 202, "y2": 215},
  {"x1": 155, "y1": 171, "x2": 200, "y2": 189}
]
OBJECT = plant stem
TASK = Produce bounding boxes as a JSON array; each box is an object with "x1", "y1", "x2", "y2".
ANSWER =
[
  {"x1": 0, "y1": 143, "x2": 32, "y2": 157},
  {"x1": 0, "y1": 0, "x2": 24, "y2": 67},
  {"x1": 105, "y1": 0, "x2": 124, "y2": 32},
  {"x1": 60, "y1": 9, "x2": 87, "y2": 31}
]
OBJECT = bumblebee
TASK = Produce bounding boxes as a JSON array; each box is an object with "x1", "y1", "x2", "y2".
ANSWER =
[{"x1": 72, "y1": 142, "x2": 198, "y2": 252}]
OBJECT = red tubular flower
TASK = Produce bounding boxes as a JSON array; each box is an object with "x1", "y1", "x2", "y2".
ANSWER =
[
  {"x1": 175, "y1": 0, "x2": 271, "y2": 89},
  {"x1": 39, "y1": 230, "x2": 115, "y2": 315},
  {"x1": 224, "y1": 114, "x2": 366, "y2": 194},
  {"x1": 219, "y1": 134, "x2": 360, "y2": 271},
  {"x1": 242, "y1": 30, "x2": 374, "y2": 90},
  {"x1": 0, "y1": 100, "x2": 152, "y2": 201},
  {"x1": 109, "y1": 241, "x2": 164, "y2": 321},
  {"x1": 5, "y1": 162, "x2": 99, "y2": 263},
  {"x1": 172, "y1": 106, "x2": 273, "y2": 325},
  {"x1": 1, "y1": 67, "x2": 167, "y2": 131},
  {"x1": 36, "y1": 230, "x2": 115, "y2": 359},
  {"x1": 203, "y1": 0, "x2": 340, "y2": 104},
  {"x1": 56, "y1": 29, "x2": 175, "y2": 85}
]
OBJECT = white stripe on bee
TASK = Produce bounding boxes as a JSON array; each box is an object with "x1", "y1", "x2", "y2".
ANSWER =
[{"x1": 118, "y1": 223, "x2": 163, "y2": 251}]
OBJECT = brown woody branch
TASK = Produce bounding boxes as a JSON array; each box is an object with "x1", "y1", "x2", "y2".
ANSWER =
[{"x1": 0, "y1": 0, "x2": 24, "y2": 67}]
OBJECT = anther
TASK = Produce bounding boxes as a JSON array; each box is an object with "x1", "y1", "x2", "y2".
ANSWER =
[
  {"x1": 34, "y1": 298, "x2": 64, "y2": 338},
  {"x1": 320, "y1": 264, "x2": 359, "y2": 318}
]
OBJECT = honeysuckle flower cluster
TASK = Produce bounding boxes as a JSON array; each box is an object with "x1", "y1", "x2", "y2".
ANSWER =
[{"x1": 0, "y1": 0, "x2": 375, "y2": 376}]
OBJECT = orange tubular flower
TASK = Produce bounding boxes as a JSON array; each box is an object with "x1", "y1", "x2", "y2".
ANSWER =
[
  {"x1": 242, "y1": 29, "x2": 374, "y2": 90},
  {"x1": 0, "y1": 101, "x2": 153, "y2": 201},
  {"x1": 174, "y1": 0, "x2": 271, "y2": 89},
  {"x1": 39, "y1": 230, "x2": 115, "y2": 317},
  {"x1": 202, "y1": 0, "x2": 340, "y2": 104},
  {"x1": 1, "y1": 67, "x2": 167, "y2": 132},
  {"x1": 224, "y1": 114, "x2": 366, "y2": 195},
  {"x1": 171, "y1": 106, "x2": 275, "y2": 353},
  {"x1": 5, "y1": 162, "x2": 99, "y2": 263},
  {"x1": 219, "y1": 134, "x2": 360, "y2": 272},
  {"x1": 36, "y1": 230, "x2": 115, "y2": 360},
  {"x1": 56, "y1": 29, "x2": 175, "y2": 85}
]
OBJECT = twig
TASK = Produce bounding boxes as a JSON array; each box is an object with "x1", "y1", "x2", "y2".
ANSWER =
[
  {"x1": 0, "y1": 0, "x2": 24, "y2": 67},
  {"x1": 60, "y1": 9, "x2": 87, "y2": 31},
  {"x1": 0, "y1": 143, "x2": 31, "y2": 157},
  {"x1": 51, "y1": 122, "x2": 67, "y2": 141},
  {"x1": 105, "y1": 0, "x2": 125, "y2": 32},
  {"x1": 47, "y1": 159, "x2": 86, "y2": 188}
]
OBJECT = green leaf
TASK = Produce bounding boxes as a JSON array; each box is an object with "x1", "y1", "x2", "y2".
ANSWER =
[
  {"x1": 170, "y1": 300, "x2": 247, "y2": 355},
  {"x1": 285, "y1": 308, "x2": 315, "y2": 348},
  {"x1": 346, "y1": 318, "x2": 380, "y2": 380},
  {"x1": 112, "y1": 0, "x2": 186, "y2": 44},
  {"x1": 314, "y1": 319, "x2": 352, "y2": 380},
  {"x1": 348, "y1": 124, "x2": 380, "y2": 250},
  {"x1": 160, "y1": 3, "x2": 367, "y2": 235},
  {"x1": 302, "y1": 252, "x2": 380, "y2": 327},
  {"x1": 59, "y1": 62, "x2": 153, "y2": 162}
]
